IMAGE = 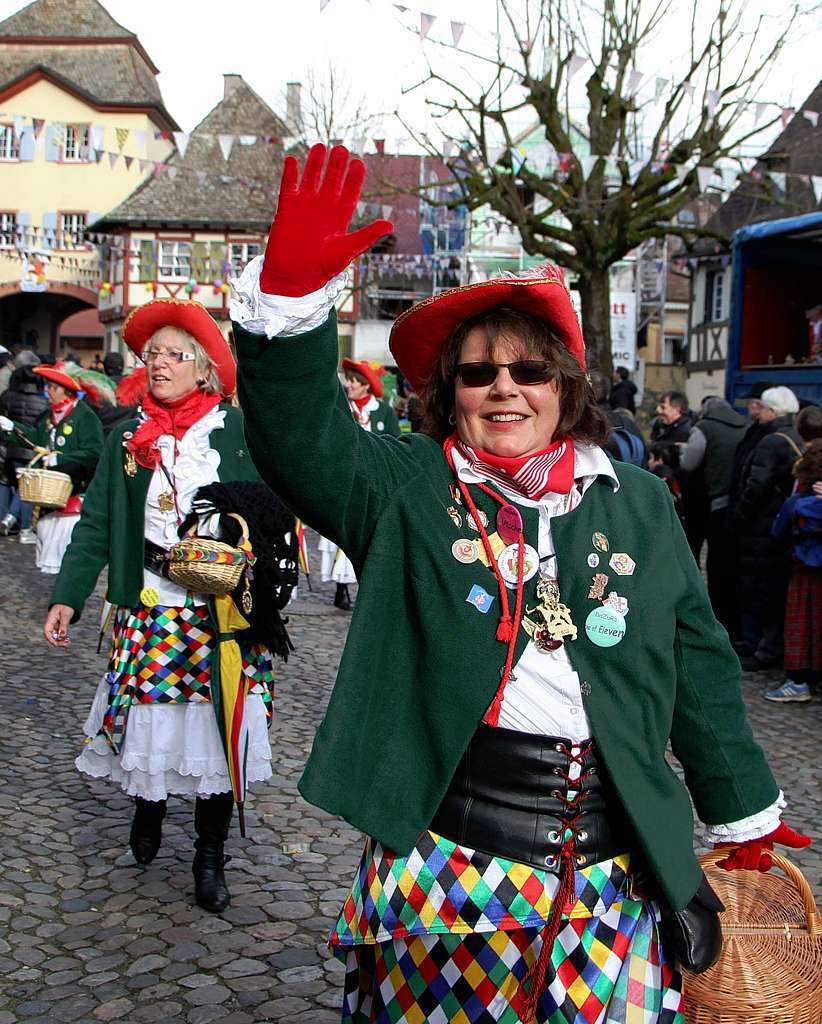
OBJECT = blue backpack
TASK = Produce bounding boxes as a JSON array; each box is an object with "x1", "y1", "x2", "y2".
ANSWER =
[
  {"x1": 611, "y1": 425, "x2": 646, "y2": 467},
  {"x1": 792, "y1": 494, "x2": 822, "y2": 568}
]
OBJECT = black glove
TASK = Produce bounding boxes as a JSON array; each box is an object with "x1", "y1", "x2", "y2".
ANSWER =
[{"x1": 659, "y1": 874, "x2": 724, "y2": 974}]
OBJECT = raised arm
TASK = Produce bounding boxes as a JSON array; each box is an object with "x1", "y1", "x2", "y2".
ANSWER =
[{"x1": 233, "y1": 146, "x2": 433, "y2": 563}]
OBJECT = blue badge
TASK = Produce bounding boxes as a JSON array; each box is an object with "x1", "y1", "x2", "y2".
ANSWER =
[{"x1": 466, "y1": 584, "x2": 495, "y2": 614}]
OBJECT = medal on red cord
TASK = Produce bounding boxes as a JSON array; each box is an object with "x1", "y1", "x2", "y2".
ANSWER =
[{"x1": 521, "y1": 577, "x2": 578, "y2": 652}]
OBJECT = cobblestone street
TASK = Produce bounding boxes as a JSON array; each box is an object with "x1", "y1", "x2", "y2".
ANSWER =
[{"x1": 0, "y1": 533, "x2": 820, "y2": 1024}]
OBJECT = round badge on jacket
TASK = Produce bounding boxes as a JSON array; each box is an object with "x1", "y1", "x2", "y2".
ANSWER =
[
  {"x1": 63, "y1": 424, "x2": 73, "y2": 435},
  {"x1": 585, "y1": 605, "x2": 626, "y2": 647}
]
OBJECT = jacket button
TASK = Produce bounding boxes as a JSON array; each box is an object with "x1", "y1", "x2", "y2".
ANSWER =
[{"x1": 580, "y1": 680, "x2": 592, "y2": 695}]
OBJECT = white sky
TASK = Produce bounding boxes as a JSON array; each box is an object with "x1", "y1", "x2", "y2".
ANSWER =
[{"x1": 1, "y1": 0, "x2": 819, "y2": 148}]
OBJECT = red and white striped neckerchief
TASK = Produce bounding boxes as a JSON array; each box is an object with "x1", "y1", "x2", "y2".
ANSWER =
[
  {"x1": 50, "y1": 396, "x2": 77, "y2": 426},
  {"x1": 453, "y1": 434, "x2": 575, "y2": 500}
]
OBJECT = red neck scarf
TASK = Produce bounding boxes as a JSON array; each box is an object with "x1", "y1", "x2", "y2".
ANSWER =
[
  {"x1": 128, "y1": 389, "x2": 221, "y2": 469},
  {"x1": 453, "y1": 434, "x2": 575, "y2": 499},
  {"x1": 352, "y1": 394, "x2": 371, "y2": 411},
  {"x1": 51, "y1": 396, "x2": 77, "y2": 425}
]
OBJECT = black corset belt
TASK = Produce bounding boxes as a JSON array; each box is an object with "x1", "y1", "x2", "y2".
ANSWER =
[
  {"x1": 429, "y1": 724, "x2": 636, "y2": 875},
  {"x1": 143, "y1": 538, "x2": 170, "y2": 579}
]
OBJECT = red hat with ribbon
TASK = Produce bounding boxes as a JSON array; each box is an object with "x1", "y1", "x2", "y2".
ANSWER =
[
  {"x1": 123, "y1": 298, "x2": 237, "y2": 397},
  {"x1": 33, "y1": 362, "x2": 81, "y2": 393},
  {"x1": 341, "y1": 357, "x2": 385, "y2": 399},
  {"x1": 389, "y1": 265, "x2": 585, "y2": 393}
]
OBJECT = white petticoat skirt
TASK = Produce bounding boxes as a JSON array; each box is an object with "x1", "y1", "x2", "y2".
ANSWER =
[
  {"x1": 318, "y1": 535, "x2": 357, "y2": 584},
  {"x1": 76, "y1": 677, "x2": 274, "y2": 802},
  {"x1": 36, "y1": 512, "x2": 80, "y2": 574}
]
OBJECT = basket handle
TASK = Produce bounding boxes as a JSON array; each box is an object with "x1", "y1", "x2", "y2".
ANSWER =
[
  {"x1": 25, "y1": 449, "x2": 48, "y2": 469},
  {"x1": 225, "y1": 512, "x2": 250, "y2": 548},
  {"x1": 700, "y1": 849, "x2": 821, "y2": 937}
]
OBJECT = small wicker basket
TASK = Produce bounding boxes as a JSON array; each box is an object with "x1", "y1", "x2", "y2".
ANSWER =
[
  {"x1": 18, "y1": 466, "x2": 73, "y2": 509},
  {"x1": 684, "y1": 850, "x2": 822, "y2": 1024},
  {"x1": 167, "y1": 513, "x2": 251, "y2": 596}
]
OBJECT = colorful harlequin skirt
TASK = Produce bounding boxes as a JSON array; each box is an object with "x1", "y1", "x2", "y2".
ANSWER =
[
  {"x1": 339, "y1": 907, "x2": 684, "y2": 1023},
  {"x1": 333, "y1": 833, "x2": 684, "y2": 1023},
  {"x1": 75, "y1": 602, "x2": 276, "y2": 801}
]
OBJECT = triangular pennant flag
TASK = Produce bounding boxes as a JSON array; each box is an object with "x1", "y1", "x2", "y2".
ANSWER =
[
  {"x1": 720, "y1": 166, "x2": 739, "y2": 191},
  {"x1": 627, "y1": 70, "x2": 644, "y2": 95},
  {"x1": 373, "y1": 138, "x2": 385, "y2": 155},
  {"x1": 696, "y1": 166, "x2": 715, "y2": 192},
  {"x1": 32, "y1": 118, "x2": 45, "y2": 139},
  {"x1": 487, "y1": 145, "x2": 505, "y2": 165},
  {"x1": 124, "y1": 155, "x2": 134, "y2": 170},
  {"x1": 139, "y1": 158, "x2": 150, "y2": 173},
  {"x1": 706, "y1": 89, "x2": 720, "y2": 115},
  {"x1": 769, "y1": 171, "x2": 786, "y2": 192},
  {"x1": 780, "y1": 107, "x2": 795, "y2": 128},
  {"x1": 683, "y1": 82, "x2": 695, "y2": 100},
  {"x1": 567, "y1": 53, "x2": 587, "y2": 81},
  {"x1": 381, "y1": 205, "x2": 393, "y2": 219},
  {"x1": 420, "y1": 12, "x2": 435, "y2": 39},
  {"x1": 655, "y1": 77, "x2": 668, "y2": 101},
  {"x1": 393, "y1": 4, "x2": 408, "y2": 11},
  {"x1": 217, "y1": 134, "x2": 235, "y2": 160},
  {"x1": 154, "y1": 161, "x2": 164, "y2": 179},
  {"x1": 754, "y1": 102, "x2": 768, "y2": 125},
  {"x1": 167, "y1": 166, "x2": 179, "y2": 180},
  {"x1": 108, "y1": 151, "x2": 119, "y2": 169},
  {"x1": 352, "y1": 137, "x2": 366, "y2": 156},
  {"x1": 239, "y1": 134, "x2": 256, "y2": 146},
  {"x1": 802, "y1": 110, "x2": 820, "y2": 127},
  {"x1": 812, "y1": 176, "x2": 822, "y2": 204},
  {"x1": 356, "y1": 202, "x2": 366, "y2": 217},
  {"x1": 320, "y1": 0, "x2": 331, "y2": 9},
  {"x1": 95, "y1": 148, "x2": 104, "y2": 164},
  {"x1": 451, "y1": 21, "x2": 464, "y2": 47},
  {"x1": 115, "y1": 127, "x2": 129, "y2": 151},
  {"x1": 195, "y1": 170, "x2": 208, "y2": 184},
  {"x1": 580, "y1": 154, "x2": 598, "y2": 175},
  {"x1": 675, "y1": 164, "x2": 689, "y2": 183},
  {"x1": 172, "y1": 132, "x2": 190, "y2": 158},
  {"x1": 13, "y1": 114, "x2": 26, "y2": 136},
  {"x1": 90, "y1": 124, "x2": 105, "y2": 151}
]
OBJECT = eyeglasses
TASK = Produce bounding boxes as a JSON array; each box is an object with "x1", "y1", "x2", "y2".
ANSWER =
[
  {"x1": 140, "y1": 348, "x2": 196, "y2": 365},
  {"x1": 455, "y1": 360, "x2": 554, "y2": 388}
]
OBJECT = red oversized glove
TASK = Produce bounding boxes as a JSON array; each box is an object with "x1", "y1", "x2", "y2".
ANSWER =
[
  {"x1": 715, "y1": 821, "x2": 812, "y2": 872},
  {"x1": 260, "y1": 143, "x2": 394, "y2": 297}
]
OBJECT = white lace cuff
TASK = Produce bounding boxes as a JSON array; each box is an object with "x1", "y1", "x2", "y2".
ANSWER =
[
  {"x1": 702, "y1": 790, "x2": 786, "y2": 844},
  {"x1": 229, "y1": 255, "x2": 348, "y2": 339}
]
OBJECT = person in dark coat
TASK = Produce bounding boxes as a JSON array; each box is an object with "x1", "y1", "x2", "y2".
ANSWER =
[
  {"x1": 679, "y1": 397, "x2": 746, "y2": 634},
  {"x1": 651, "y1": 390, "x2": 707, "y2": 558},
  {"x1": 590, "y1": 370, "x2": 646, "y2": 464},
  {"x1": 610, "y1": 366, "x2": 637, "y2": 415},
  {"x1": 733, "y1": 386, "x2": 803, "y2": 670},
  {"x1": 0, "y1": 353, "x2": 49, "y2": 541}
]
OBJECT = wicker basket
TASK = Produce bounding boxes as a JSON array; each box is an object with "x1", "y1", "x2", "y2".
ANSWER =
[
  {"x1": 683, "y1": 851, "x2": 822, "y2": 1024},
  {"x1": 167, "y1": 513, "x2": 250, "y2": 596},
  {"x1": 18, "y1": 466, "x2": 73, "y2": 509}
]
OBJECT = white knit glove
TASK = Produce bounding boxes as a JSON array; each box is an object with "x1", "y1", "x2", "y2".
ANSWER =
[{"x1": 0, "y1": 415, "x2": 13, "y2": 432}]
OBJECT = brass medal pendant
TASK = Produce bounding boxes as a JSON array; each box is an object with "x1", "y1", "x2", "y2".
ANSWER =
[
  {"x1": 242, "y1": 588, "x2": 253, "y2": 615},
  {"x1": 124, "y1": 452, "x2": 138, "y2": 477},
  {"x1": 522, "y1": 578, "x2": 578, "y2": 652},
  {"x1": 157, "y1": 491, "x2": 176, "y2": 513}
]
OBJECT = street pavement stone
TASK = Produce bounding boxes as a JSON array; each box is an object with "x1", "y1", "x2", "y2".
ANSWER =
[{"x1": 1, "y1": 531, "x2": 820, "y2": 1023}]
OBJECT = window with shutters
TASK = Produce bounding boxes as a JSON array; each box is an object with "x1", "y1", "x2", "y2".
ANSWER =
[
  {"x1": 64, "y1": 124, "x2": 90, "y2": 161},
  {"x1": 0, "y1": 125, "x2": 19, "y2": 160},
  {"x1": 0, "y1": 212, "x2": 16, "y2": 247},
  {"x1": 229, "y1": 242, "x2": 262, "y2": 276},
  {"x1": 158, "y1": 240, "x2": 192, "y2": 280},
  {"x1": 703, "y1": 269, "x2": 726, "y2": 324},
  {"x1": 58, "y1": 212, "x2": 87, "y2": 248}
]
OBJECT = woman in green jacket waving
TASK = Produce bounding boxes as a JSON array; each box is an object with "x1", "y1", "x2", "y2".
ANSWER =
[{"x1": 228, "y1": 145, "x2": 811, "y2": 1024}]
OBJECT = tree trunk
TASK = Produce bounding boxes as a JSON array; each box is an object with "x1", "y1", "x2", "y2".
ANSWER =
[{"x1": 577, "y1": 268, "x2": 613, "y2": 375}]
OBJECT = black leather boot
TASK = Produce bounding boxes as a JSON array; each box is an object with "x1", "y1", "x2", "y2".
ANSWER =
[
  {"x1": 192, "y1": 792, "x2": 233, "y2": 913},
  {"x1": 334, "y1": 583, "x2": 353, "y2": 610},
  {"x1": 129, "y1": 797, "x2": 167, "y2": 865}
]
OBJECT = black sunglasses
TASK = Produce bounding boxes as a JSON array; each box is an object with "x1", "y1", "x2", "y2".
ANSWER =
[{"x1": 454, "y1": 360, "x2": 554, "y2": 388}]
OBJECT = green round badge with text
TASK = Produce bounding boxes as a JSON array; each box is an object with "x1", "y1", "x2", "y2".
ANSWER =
[{"x1": 584, "y1": 605, "x2": 626, "y2": 648}]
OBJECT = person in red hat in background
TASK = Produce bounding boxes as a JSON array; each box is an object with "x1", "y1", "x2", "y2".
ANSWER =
[
  {"x1": 318, "y1": 357, "x2": 401, "y2": 609},
  {"x1": 230, "y1": 145, "x2": 811, "y2": 1023},
  {"x1": 40, "y1": 300, "x2": 290, "y2": 915},
  {"x1": 0, "y1": 360, "x2": 109, "y2": 572}
]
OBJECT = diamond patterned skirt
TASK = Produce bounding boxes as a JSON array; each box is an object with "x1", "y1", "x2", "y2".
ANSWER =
[{"x1": 339, "y1": 904, "x2": 685, "y2": 1023}]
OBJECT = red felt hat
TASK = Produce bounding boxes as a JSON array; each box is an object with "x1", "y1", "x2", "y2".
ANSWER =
[
  {"x1": 123, "y1": 299, "x2": 236, "y2": 396},
  {"x1": 389, "y1": 265, "x2": 585, "y2": 393},
  {"x1": 34, "y1": 363, "x2": 80, "y2": 393},
  {"x1": 341, "y1": 357, "x2": 384, "y2": 399}
]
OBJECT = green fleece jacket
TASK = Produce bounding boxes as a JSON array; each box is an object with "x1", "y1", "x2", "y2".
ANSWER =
[{"x1": 234, "y1": 313, "x2": 778, "y2": 911}]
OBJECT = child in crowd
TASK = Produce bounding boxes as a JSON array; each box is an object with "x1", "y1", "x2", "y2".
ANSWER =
[
  {"x1": 767, "y1": 405, "x2": 822, "y2": 703},
  {"x1": 648, "y1": 442, "x2": 685, "y2": 522}
]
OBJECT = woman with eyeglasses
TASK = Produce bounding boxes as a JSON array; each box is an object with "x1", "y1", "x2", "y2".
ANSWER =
[
  {"x1": 41, "y1": 301, "x2": 287, "y2": 915},
  {"x1": 230, "y1": 146, "x2": 809, "y2": 1023}
]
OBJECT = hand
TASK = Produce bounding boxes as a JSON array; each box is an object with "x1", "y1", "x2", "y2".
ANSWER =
[
  {"x1": 44, "y1": 604, "x2": 74, "y2": 648},
  {"x1": 715, "y1": 821, "x2": 812, "y2": 871},
  {"x1": 813, "y1": 481, "x2": 822, "y2": 497},
  {"x1": 0, "y1": 414, "x2": 13, "y2": 432},
  {"x1": 260, "y1": 144, "x2": 394, "y2": 297}
]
